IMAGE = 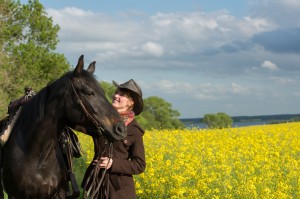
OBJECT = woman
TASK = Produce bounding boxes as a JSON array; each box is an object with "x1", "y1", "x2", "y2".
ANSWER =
[{"x1": 82, "y1": 79, "x2": 146, "y2": 199}]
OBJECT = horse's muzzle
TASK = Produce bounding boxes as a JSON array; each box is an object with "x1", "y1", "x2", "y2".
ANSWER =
[{"x1": 114, "y1": 122, "x2": 127, "y2": 140}]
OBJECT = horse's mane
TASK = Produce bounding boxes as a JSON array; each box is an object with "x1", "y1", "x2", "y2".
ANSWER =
[
  {"x1": 18, "y1": 72, "x2": 69, "y2": 129},
  {"x1": 18, "y1": 85, "x2": 48, "y2": 129}
]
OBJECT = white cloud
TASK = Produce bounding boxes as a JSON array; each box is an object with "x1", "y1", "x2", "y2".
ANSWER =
[
  {"x1": 150, "y1": 80, "x2": 255, "y2": 100},
  {"x1": 248, "y1": 0, "x2": 300, "y2": 27},
  {"x1": 293, "y1": 91, "x2": 300, "y2": 96},
  {"x1": 282, "y1": 0, "x2": 300, "y2": 7},
  {"x1": 152, "y1": 80, "x2": 192, "y2": 94},
  {"x1": 230, "y1": 83, "x2": 252, "y2": 95},
  {"x1": 47, "y1": 7, "x2": 278, "y2": 66},
  {"x1": 270, "y1": 76, "x2": 294, "y2": 85},
  {"x1": 242, "y1": 17, "x2": 277, "y2": 36},
  {"x1": 142, "y1": 42, "x2": 164, "y2": 57},
  {"x1": 260, "y1": 60, "x2": 279, "y2": 70}
]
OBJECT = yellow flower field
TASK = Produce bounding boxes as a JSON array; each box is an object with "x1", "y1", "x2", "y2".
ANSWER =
[{"x1": 76, "y1": 122, "x2": 300, "y2": 198}]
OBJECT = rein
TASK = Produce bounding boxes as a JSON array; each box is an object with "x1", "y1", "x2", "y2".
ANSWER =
[
  {"x1": 84, "y1": 142, "x2": 113, "y2": 199},
  {"x1": 70, "y1": 80, "x2": 104, "y2": 133}
]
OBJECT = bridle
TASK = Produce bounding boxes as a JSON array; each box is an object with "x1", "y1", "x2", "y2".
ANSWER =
[
  {"x1": 70, "y1": 80, "x2": 115, "y2": 198},
  {"x1": 70, "y1": 79, "x2": 115, "y2": 198},
  {"x1": 70, "y1": 80, "x2": 104, "y2": 133}
]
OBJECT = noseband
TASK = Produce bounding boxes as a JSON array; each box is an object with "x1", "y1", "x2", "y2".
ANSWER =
[{"x1": 70, "y1": 80, "x2": 104, "y2": 133}]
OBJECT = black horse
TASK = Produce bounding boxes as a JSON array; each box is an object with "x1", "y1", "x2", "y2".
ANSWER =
[{"x1": 0, "y1": 55, "x2": 126, "y2": 199}]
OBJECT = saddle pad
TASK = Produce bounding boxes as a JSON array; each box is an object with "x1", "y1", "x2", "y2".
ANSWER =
[{"x1": 0, "y1": 107, "x2": 22, "y2": 147}]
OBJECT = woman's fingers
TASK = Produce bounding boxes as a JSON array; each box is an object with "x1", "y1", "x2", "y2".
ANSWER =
[{"x1": 93, "y1": 157, "x2": 113, "y2": 169}]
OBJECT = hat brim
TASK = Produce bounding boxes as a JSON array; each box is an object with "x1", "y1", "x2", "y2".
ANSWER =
[{"x1": 112, "y1": 80, "x2": 121, "y2": 88}]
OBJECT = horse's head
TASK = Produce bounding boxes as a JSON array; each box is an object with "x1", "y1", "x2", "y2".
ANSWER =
[{"x1": 62, "y1": 55, "x2": 126, "y2": 141}]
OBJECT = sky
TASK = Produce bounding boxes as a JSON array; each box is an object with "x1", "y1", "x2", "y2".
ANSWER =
[{"x1": 20, "y1": 0, "x2": 300, "y2": 118}]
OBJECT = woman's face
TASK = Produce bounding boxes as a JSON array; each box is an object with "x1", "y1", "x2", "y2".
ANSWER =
[{"x1": 112, "y1": 89, "x2": 134, "y2": 113}]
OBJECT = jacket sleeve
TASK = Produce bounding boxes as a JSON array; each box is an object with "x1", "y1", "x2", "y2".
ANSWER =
[{"x1": 110, "y1": 126, "x2": 146, "y2": 175}]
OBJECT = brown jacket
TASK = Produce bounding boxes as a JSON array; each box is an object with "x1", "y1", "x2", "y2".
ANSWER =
[{"x1": 81, "y1": 119, "x2": 146, "y2": 199}]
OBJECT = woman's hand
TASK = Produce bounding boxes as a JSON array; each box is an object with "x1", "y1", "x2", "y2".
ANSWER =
[{"x1": 93, "y1": 157, "x2": 113, "y2": 169}]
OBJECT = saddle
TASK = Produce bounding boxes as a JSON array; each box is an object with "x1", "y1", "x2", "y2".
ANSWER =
[
  {"x1": 60, "y1": 126, "x2": 82, "y2": 159},
  {"x1": 0, "y1": 108, "x2": 22, "y2": 147},
  {"x1": 0, "y1": 88, "x2": 36, "y2": 147}
]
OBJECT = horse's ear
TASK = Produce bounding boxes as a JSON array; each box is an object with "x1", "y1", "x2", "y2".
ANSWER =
[
  {"x1": 87, "y1": 61, "x2": 96, "y2": 74},
  {"x1": 74, "y1": 55, "x2": 84, "y2": 76}
]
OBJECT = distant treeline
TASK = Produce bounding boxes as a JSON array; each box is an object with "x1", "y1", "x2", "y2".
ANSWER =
[
  {"x1": 231, "y1": 114, "x2": 300, "y2": 122},
  {"x1": 180, "y1": 113, "x2": 300, "y2": 124}
]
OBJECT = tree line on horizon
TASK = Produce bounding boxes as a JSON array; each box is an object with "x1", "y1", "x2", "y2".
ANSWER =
[{"x1": 181, "y1": 113, "x2": 300, "y2": 129}]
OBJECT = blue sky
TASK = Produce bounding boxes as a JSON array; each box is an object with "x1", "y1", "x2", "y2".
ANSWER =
[{"x1": 20, "y1": 0, "x2": 300, "y2": 118}]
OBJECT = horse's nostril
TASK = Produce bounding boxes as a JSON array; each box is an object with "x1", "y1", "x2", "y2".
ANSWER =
[{"x1": 115, "y1": 122, "x2": 127, "y2": 138}]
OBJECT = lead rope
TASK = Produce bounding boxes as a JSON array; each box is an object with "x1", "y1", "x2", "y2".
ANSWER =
[{"x1": 85, "y1": 142, "x2": 113, "y2": 199}]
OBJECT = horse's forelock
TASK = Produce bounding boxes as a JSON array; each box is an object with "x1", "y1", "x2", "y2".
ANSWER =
[{"x1": 79, "y1": 69, "x2": 103, "y2": 92}]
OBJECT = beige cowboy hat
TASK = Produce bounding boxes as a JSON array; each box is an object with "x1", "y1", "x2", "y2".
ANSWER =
[{"x1": 112, "y1": 79, "x2": 143, "y2": 115}]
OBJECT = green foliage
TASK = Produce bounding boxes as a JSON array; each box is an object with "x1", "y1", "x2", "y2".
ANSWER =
[
  {"x1": 0, "y1": 0, "x2": 70, "y2": 117},
  {"x1": 17, "y1": 1, "x2": 68, "y2": 85},
  {"x1": 100, "y1": 81, "x2": 115, "y2": 102},
  {"x1": 137, "y1": 96, "x2": 185, "y2": 130},
  {"x1": 1, "y1": 0, "x2": 70, "y2": 93},
  {"x1": 0, "y1": 49, "x2": 13, "y2": 118},
  {"x1": 100, "y1": 82, "x2": 185, "y2": 130},
  {"x1": 291, "y1": 116, "x2": 300, "y2": 122},
  {"x1": 203, "y1": 112, "x2": 233, "y2": 129}
]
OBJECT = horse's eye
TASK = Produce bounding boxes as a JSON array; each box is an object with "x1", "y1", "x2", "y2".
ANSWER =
[{"x1": 85, "y1": 91, "x2": 94, "y2": 96}]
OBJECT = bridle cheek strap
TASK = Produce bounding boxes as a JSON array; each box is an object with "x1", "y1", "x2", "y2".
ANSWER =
[{"x1": 70, "y1": 80, "x2": 103, "y2": 131}]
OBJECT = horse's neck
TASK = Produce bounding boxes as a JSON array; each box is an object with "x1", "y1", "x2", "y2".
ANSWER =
[
  {"x1": 34, "y1": 113, "x2": 64, "y2": 136},
  {"x1": 21, "y1": 108, "x2": 65, "y2": 150}
]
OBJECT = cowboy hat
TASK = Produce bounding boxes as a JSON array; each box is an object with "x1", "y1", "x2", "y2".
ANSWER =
[{"x1": 112, "y1": 79, "x2": 143, "y2": 115}]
